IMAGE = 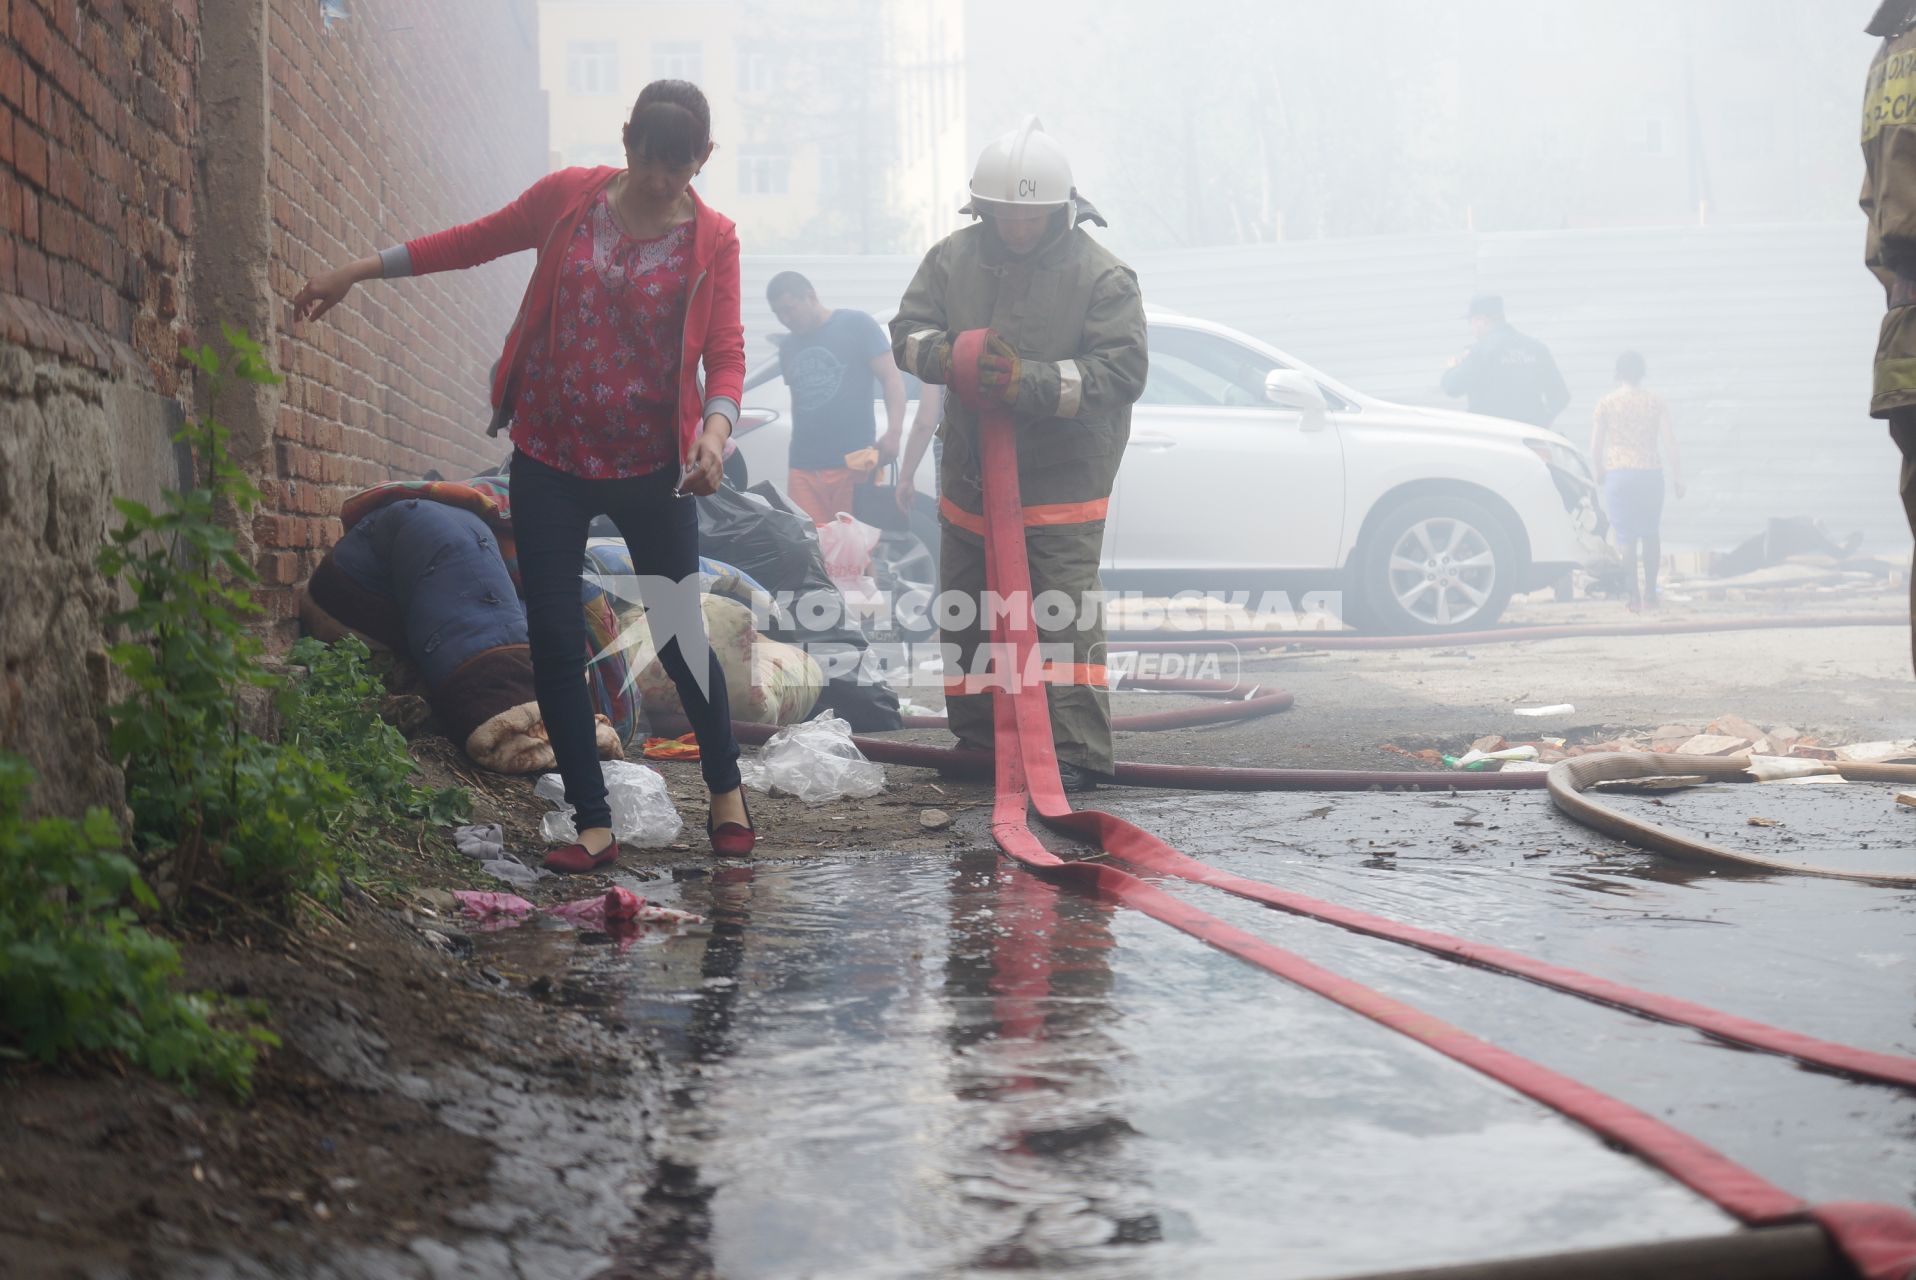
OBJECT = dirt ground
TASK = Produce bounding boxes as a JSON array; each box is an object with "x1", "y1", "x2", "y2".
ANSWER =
[{"x1": 1, "y1": 587, "x2": 1906, "y2": 1278}]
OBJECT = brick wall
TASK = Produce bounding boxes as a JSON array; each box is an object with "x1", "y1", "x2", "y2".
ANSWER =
[
  {"x1": 0, "y1": 0, "x2": 548, "y2": 803},
  {"x1": 0, "y1": 0, "x2": 198, "y2": 394},
  {"x1": 259, "y1": 0, "x2": 548, "y2": 640}
]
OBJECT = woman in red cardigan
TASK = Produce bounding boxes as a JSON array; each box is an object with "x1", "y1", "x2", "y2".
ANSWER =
[{"x1": 294, "y1": 80, "x2": 756, "y2": 868}]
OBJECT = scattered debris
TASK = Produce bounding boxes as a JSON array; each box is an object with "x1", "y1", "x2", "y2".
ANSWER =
[
  {"x1": 1449, "y1": 745, "x2": 1540, "y2": 769},
  {"x1": 535, "y1": 761, "x2": 685, "y2": 846},
  {"x1": 740, "y1": 713, "x2": 886, "y2": 804},
  {"x1": 1421, "y1": 712, "x2": 1900, "y2": 779},
  {"x1": 1514, "y1": 703, "x2": 1575, "y2": 717},
  {"x1": 641, "y1": 733, "x2": 702, "y2": 761},
  {"x1": 451, "y1": 887, "x2": 703, "y2": 932},
  {"x1": 1677, "y1": 733, "x2": 1753, "y2": 757},
  {"x1": 1835, "y1": 740, "x2": 1916, "y2": 764},
  {"x1": 919, "y1": 808, "x2": 953, "y2": 831},
  {"x1": 1747, "y1": 817, "x2": 1782, "y2": 827},
  {"x1": 452, "y1": 823, "x2": 505, "y2": 860}
]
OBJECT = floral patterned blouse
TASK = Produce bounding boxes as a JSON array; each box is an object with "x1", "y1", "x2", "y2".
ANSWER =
[
  {"x1": 1592, "y1": 385, "x2": 1670, "y2": 471},
  {"x1": 511, "y1": 190, "x2": 693, "y2": 479}
]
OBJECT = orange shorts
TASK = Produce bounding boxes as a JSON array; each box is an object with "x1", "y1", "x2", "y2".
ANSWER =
[{"x1": 788, "y1": 467, "x2": 859, "y2": 526}]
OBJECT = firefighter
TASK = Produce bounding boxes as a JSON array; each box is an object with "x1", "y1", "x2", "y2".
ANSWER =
[
  {"x1": 890, "y1": 118, "x2": 1147, "y2": 791},
  {"x1": 1862, "y1": 0, "x2": 1916, "y2": 673}
]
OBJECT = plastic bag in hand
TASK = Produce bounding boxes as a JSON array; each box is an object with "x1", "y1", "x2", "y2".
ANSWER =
[
  {"x1": 536, "y1": 760, "x2": 685, "y2": 846},
  {"x1": 739, "y1": 711, "x2": 885, "y2": 804}
]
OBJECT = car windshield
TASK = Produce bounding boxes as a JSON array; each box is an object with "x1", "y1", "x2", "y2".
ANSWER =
[{"x1": 1142, "y1": 325, "x2": 1350, "y2": 410}]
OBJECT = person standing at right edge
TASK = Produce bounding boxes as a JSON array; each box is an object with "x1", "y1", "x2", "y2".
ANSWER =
[
  {"x1": 1862, "y1": 0, "x2": 1916, "y2": 673},
  {"x1": 891, "y1": 118, "x2": 1147, "y2": 793}
]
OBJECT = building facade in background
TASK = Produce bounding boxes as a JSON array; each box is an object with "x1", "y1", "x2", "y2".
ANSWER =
[
  {"x1": 539, "y1": 0, "x2": 966, "y2": 254},
  {"x1": 968, "y1": 0, "x2": 1866, "y2": 253}
]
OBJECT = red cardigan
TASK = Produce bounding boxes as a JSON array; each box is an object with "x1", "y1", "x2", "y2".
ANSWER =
[{"x1": 383, "y1": 167, "x2": 745, "y2": 466}]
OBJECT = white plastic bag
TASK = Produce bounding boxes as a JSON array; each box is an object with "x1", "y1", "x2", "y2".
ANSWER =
[
  {"x1": 817, "y1": 513, "x2": 882, "y2": 597},
  {"x1": 739, "y1": 712, "x2": 886, "y2": 804},
  {"x1": 537, "y1": 760, "x2": 685, "y2": 846}
]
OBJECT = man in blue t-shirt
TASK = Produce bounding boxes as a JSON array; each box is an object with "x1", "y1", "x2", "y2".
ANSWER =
[{"x1": 768, "y1": 271, "x2": 906, "y2": 525}]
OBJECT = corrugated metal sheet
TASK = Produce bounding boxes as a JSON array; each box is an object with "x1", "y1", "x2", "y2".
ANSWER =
[{"x1": 744, "y1": 223, "x2": 1908, "y2": 552}]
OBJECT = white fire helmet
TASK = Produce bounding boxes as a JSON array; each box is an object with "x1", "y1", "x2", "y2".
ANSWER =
[{"x1": 967, "y1": 116, "x2": 1072, "y2": 214}]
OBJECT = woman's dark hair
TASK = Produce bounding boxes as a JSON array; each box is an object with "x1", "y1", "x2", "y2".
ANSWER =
[
  {"x1": 1616, "y1": 350, "x2": 1646, "y2": 384},
  {"x1": 622, "y1": 80, "x2": 712, "y2": 167}
]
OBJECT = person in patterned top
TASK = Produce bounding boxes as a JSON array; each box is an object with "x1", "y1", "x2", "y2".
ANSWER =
[
  {"x1": 1589, "y1": 351, "x2": 1685, "y2": 611},
  {"x1": 294, "y1": 80, "x2": 757, "y2": 867}
]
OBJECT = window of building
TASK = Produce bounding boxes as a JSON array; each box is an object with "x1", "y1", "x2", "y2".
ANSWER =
[
  {"x1": 653, "y1": 41, "x2": 703, "y2": 83},
  {"x1": 565, "y1": 41, "x2": 619, "y2": 97},
  {"x1": 737, "y1": 49, "x2": 775, "y2": 95},
  {"x1": 1644, "y1": 117, "x2": 1672, "y2": 158},
  {"x1": 738, "y1": 148, "x2": 791, "y2": 196},
  {"x1": 818, "y1": 137, "x2": 850, "y2": 198}
]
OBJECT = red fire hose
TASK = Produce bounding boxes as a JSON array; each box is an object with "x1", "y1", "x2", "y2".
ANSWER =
[{"x1": 941, "y1": 326, "x2": 1916, "y2": 1279}]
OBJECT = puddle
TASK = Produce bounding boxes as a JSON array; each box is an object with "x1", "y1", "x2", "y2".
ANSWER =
[
  {"x1": 469, "y1": 780, "x2": 1914, "y2": 1277},
  {"x1": 1107, "y1": 788, "x2": 1916, "y2": 1210}
]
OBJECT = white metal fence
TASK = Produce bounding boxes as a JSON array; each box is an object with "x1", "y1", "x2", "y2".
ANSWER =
[{"x1": 743, "y1": 221, "x2": 1908, "y2": 554}]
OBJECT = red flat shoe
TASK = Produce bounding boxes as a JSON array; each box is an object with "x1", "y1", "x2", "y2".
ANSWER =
[
  {"x1": 544, "y1": 835, "x2": 622, "y2": 875},
  {"x1": 707, "y1": 791, "x2": 755, "y2": 857}
]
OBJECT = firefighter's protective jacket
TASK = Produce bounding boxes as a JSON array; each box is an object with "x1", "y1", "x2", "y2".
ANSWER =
[
  {"x1": 889, "y1": 198, "x2": 1145, "y2": 775},
  {"x1": 889, "y1": 198, "x2": 1147, "y2": 532},
  {"x1": 1862, "y1": 22, "x2": 1916, "y2": 417}
]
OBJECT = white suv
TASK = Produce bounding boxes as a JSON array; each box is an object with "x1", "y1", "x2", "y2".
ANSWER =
[{"x1": 732, "y1": 310, "x2": 1604, "y2": 634}]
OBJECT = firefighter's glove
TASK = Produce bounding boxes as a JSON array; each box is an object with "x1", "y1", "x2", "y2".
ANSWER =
[{"x1": 977, "y1": 334, "x2": 1023, "y2": 406}]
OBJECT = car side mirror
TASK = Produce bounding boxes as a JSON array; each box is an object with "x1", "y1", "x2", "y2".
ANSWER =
[{"x1": 1264, "y1": 370, "x2": 1328, "y2": 412}]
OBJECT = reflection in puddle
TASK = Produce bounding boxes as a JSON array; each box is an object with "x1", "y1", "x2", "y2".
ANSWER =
[{"x1": 480, "y1": 835, "x2": 1770, "y2": 1277}]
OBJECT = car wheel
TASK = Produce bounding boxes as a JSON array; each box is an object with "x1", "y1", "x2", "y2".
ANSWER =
[
  {"x1": 870, "y1": 498, "x2": 941, "y2": 640},
  {"x1": 1354, "y1": 495, "x2": 1516, "y2": 635}
]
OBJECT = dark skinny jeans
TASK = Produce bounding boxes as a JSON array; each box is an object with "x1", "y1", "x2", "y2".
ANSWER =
[{"x1": 510, "y1": 449, "x2": 741, "y2": 831}]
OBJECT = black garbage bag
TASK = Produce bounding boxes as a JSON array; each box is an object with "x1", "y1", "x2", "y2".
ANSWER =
[{"x1": 682, "y1": 483, "x2": 903, "y2": 731}]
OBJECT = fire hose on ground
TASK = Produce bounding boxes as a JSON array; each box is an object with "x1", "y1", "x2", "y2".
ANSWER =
[
  {"x1": 952, "y1": 329, "x2": 1916, "y2": 1278},
  {"x1": 657, "y1": 335, "x2": 1916, "y2": 1276}
]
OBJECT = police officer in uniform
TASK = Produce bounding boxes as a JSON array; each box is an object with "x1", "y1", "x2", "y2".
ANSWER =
[
  {"x1": 1441, "y1": 294, "x2": 1571, "y2": 428},
  {"x1": 890, "y1": 119, "x2": 1148, "y2": 791}
]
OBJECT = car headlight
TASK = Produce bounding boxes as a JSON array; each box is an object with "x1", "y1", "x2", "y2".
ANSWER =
[{"x1": 1524, "y1": 438, "x2": 1592, "y2": 483}]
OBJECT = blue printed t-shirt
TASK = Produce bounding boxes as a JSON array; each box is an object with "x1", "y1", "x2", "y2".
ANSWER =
[{"x1": 779, "y1": 309, "x2": 890, "y2": 470}]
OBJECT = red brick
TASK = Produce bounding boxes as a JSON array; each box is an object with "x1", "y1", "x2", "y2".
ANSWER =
[
  {"x1": 163, "y1": 182, "x2": 188, "y2": 234},
  {"x1": 46, "y1": 30, "x2": 78, "y2": 99},
  {"x1": 259, "y1": 552, "x2": 300, "y2": 586},
  {"x1": 16, "y1": 243, "x2": 48, "y2": 304},
  {"x1": 12, "y1": 1, "x2": 45, "y2": 70},
  {"x1": 39, "y1": 198, "x2": 68, "y2": 256}
]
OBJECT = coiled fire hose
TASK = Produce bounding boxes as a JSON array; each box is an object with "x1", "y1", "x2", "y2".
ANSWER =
[{"x1": 939, "y1": 326, "x2": 1916, "y2": 1279}]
